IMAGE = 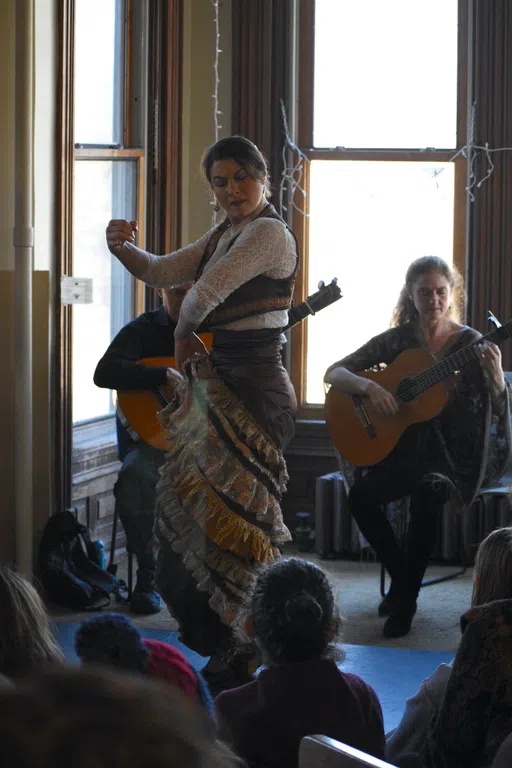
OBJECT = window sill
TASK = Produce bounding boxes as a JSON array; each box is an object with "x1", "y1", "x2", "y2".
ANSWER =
[
  {"x1": 72, "y1": 417, "x2": 119, "y2": 477},
  {"x1": 285, "y1": 418, "x2": 335, "y2": 458}
]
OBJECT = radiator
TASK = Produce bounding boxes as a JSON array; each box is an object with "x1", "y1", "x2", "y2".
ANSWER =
[{"x1": 315, "y1": 471, "x2": 512, "y2": 564}]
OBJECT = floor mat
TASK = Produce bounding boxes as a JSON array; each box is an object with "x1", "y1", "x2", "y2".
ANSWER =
[{"x1": 55, "y1": 621, "x2": 453, "y2": 732}]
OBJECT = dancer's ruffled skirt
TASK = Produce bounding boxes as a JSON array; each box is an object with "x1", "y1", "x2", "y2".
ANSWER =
[{"x1": 155, "y1": 330, "x2": 295, "y2": 656}]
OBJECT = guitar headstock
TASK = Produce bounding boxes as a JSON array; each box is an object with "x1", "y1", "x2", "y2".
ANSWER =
[
  {"x1": 483, "y1": 314, "x2": 512, "y2": 346},
  {"x1": 496, "y1": 318, "x2": 512, "y2": 341},
  {"x1": 286, "y1": 278, "x2": 343, "y2": 330},
  {"x1": 307, "y1": 278, "x2": 342, "y2": 313}
]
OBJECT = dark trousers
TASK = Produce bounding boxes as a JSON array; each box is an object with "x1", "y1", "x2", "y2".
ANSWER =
[
  {"x1": 349, "y1": 466, "x2": 448, "y2": 600},
  {"x1": 114, "y1": 440, "x2": 165, "y2": 572}
]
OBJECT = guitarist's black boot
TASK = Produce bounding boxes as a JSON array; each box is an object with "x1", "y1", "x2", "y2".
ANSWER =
[
  {"x1": 122, "y1": 516, "x2": 162, "y2": 615},
  {"x1": 382, "y1": 479, "x2": 447, "y2": 636},
  {"x1": 383, "y1": 599, "x2": 417, "y2": 638},
  {"x1": 131, "y1": 567, "x2": 162, "y2": 615},
  {"x1": 378, "y1": 580, "x2": 405, "y2": 616}
]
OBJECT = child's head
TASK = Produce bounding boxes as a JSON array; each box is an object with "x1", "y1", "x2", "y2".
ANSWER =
[
  {"x1": 247, "y1": 557, "x2": 342, "y2": 666},
  {"x1": 74, "y1": 613, "x2": 214, "y2": 716},
  {"x1": 0, "y1": 566, "x2": 64, "y2": 679},
  {"x1": 74, "y1": 613, "x2": 149, "y2": 673},
  {"x1": 0, "y1": 667, "x2": 239, "y2": 768},
  {"x1": 472, "y1": 526, "x2": 512, "y2": 606}
]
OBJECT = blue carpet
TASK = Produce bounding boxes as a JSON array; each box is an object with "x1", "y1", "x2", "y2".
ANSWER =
[
  {"x1": 56, "y1": 621, "x2": 453, "y2": 733},
  {"x1": 56, "y1": 622, "x2": 207, "y2": 670}
]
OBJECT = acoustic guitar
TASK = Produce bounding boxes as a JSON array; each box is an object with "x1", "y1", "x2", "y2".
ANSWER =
[
  {"x1": 325, "y1": 318, "x2": 512, "y2": 467},
  {"x1": 118, "y1": 278, "x2": 342, "y2": 450}
]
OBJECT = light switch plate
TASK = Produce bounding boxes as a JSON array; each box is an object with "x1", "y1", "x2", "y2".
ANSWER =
[{"x1": 61, "y1": 276, "x2": 93, "y2": 304}]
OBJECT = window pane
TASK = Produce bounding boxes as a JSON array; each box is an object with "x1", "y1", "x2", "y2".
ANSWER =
[
  {"x1": 306, "y1": 160, "x2": 455, "y2": 404},
  {"x1": 313, "y1": 0, "x2": 458, "y2": 149},
  {"x1": 72, "y1": 160, "x2": 137, "y2": 423},
  {"x1": 74, "y1": 0, "x2": 124, "y2": 145}
]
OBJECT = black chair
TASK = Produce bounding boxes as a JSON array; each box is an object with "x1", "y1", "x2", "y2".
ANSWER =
[
  {"x1": 379, "y1": 496, "x2": 468, "y2": 598},
  {"x1": 299, "y1": 735, "x2": 397, "y2": 768},
  {"x1": 381, "y1": 369, "x2": 512, "y2": 597},
  {"x1": 380, "y1": 458, "x2": 512, "y2": 598}
]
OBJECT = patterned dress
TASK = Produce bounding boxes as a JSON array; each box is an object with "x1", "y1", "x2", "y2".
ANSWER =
[{"x1": 124, "y1": 204, "x2": 298, "y2": 656}]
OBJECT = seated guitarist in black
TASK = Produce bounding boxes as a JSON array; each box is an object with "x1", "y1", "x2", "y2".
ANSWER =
[
  {"x1": 94, "y1": 287, "x2": 186, "y2": 615},
  {"x1": 325, "y1": 256, "x2": 511, "y2": 639}
]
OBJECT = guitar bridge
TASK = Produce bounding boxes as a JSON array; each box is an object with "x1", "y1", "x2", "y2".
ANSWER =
[{"x1": 353, "y1": 396, "x2": 377, "y2": 439}]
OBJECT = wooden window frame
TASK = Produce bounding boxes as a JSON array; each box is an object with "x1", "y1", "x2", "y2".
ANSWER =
[
  {"x1": 56, "y1": 0, "x2": 183, "y2": 509},
  {"x1": 69, "y1": 1, "x2": 146, "y2": 431},
  {"x1": 73, "y1": 148, "x2": 146, "y2": 318},
  {"x1": 291, "y1": 0, "x2": 469, "y2": 420}
]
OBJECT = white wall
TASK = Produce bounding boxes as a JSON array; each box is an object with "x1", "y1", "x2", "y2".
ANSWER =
[
  {"x1": 0, "y1": 0, "x2": 57, "y2": 564},
  {"x1": 0, "y1": 0, "x2": 56, "y2": 272},
  {"x1": 34, "y1": 0, "x2": 58, "y2": 271},
  {"x1": 0, "y1": 0, "x2": 15, "y2": 271}
]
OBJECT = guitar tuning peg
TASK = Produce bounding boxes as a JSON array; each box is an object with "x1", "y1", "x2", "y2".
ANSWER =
[
  {"x1": 332, "y1": 277, "x2": 338, "y2": 285},
  {"x1": 318, "y1": 280, "x2": 325, "y2": 289},
  {"x1": 488, "y1": 311, "x2": 502, "y2": 329}
]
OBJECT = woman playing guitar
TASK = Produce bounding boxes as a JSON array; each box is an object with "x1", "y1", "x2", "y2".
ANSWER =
[{"x1": 325, "y1": 256, "x2": 511, "y2": 639}]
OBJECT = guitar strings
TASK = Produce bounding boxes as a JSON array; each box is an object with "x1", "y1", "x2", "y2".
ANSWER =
[{"x1": 389, "y1": 344, "x2": 480, "y2": 404}]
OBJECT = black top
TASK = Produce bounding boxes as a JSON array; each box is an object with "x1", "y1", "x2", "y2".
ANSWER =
[
  {"x1": 94, "y1": 306, "x2": 175, "y2": 391},
  {"x1": 93, "y1": 306, "x2": 176, "y2": 458}
]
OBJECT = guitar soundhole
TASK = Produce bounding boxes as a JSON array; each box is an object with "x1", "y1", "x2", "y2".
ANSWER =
[{"x1": 396, "y1": 377, "x2": 419, "y2": 404}]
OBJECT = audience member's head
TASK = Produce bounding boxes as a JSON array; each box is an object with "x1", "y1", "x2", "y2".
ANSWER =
[
  {"x1": 245, "y1": 557, "x2": 343, "y2": 666},
  {"x1": 0, "y1": 566, "x2": 64, "y2": 679},
  {"x1": 74, "y1": 613, "x2": 214, "y2": 716},
  {"x1": 0, "y1": 667, "x2": 241, "y2": 768},
  {"x1": 472, "y1": 526, "x2": 512, "y2": 606}
]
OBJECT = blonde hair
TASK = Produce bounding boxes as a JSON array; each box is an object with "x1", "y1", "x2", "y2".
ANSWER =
[
  {"x1": 391, "y1": 256, "x2": 466, "y2": 327},
  {"x1": 0, "y1": 567, "x2": 64, "y2": 678},
  {"x1": 472, "y1": 527, "x2": 512, "y2": 607}
]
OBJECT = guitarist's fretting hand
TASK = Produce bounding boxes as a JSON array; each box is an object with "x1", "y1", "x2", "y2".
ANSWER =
[
  {"x1": 478, "y1": 341, "x2": 506, "y2": 395},
  {"x1": 366, "y1": 380, "x2": 399, "y2": 417}
]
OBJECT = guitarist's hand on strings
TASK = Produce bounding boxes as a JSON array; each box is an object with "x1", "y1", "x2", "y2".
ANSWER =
[
  {"x1": 365, "y1": 380, "x2": 399, "y2": 417},
  {"x1": 325, "y1": 366, "x2": 398, "y2": 417},
  {"x1": 175, "y1": 334, "x2": 209, "y2": 373}
]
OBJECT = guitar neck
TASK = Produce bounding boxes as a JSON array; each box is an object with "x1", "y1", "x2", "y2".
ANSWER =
[
  {"x1": 285, "y1": 302, "x2": 311, "y2": 330},
  {"x1": 284, "y1": 281, "x2": 342, "y2": 331},
  {"x1": 412, "y1": 320, "x2": 512, "y2": 396}
]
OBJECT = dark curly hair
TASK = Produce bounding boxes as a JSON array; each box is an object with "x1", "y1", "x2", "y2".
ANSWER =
[
  {"x1": 248, "y1": 558, "x2": 343, "y2": 666},
  {"x1": 201, "y1": 135, "x2": 272, "y2": 198}
]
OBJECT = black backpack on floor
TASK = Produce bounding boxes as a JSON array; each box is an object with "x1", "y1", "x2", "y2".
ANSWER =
[{"x1": 39, "y1": 509, "x2": 120, "y2": 610}]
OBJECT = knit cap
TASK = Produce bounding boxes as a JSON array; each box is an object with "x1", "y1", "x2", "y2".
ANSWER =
[{"x1": 74, "y1": 613, "x2": 214, "y2": 716}]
